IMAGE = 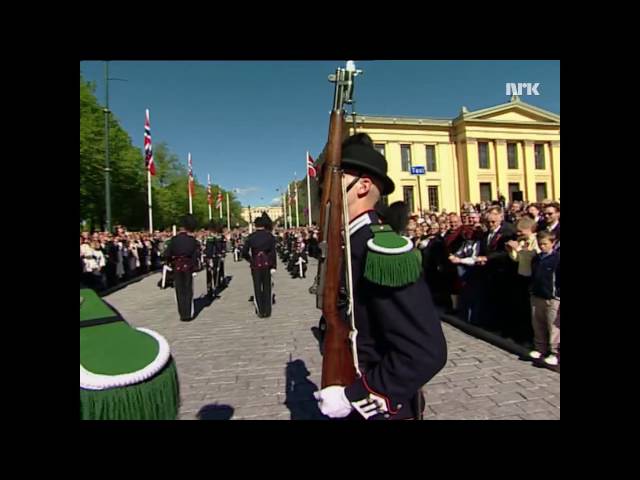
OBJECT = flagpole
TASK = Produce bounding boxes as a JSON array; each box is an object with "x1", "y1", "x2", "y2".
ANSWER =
[
  {"x1": 207, "y1": 174, "x2": 212, "y2": 221},
  {"x1": 283, "y1": 188, "x2": 287, "y2": 229},
  {"x1": 147, "y1": 169, "x2": 153, "y2": 233},
  {"x1": 306, "y1": 151, "x2": 312, "y2": 227},
  {"x1": 144, "y1": 108, "x2": 153, "y2": 234},
  {"x1": 219, "y1": 190, "x2": 223, "y2": 218},
  {"x1": 188, "y1": 152, "x2": 193, "y2": 214},
  {"x1": 282, "y1": 191, "x2": 287, "y2": 229},
  {"x1": 294, "y1": 173, "x2": 300, "y2": 228},
  {"x1": 288, "y1": 183, "x2": 293, "y2": 228},
  {"x1": 226, "y1": 192, "x2": 231, "y2": 230}
]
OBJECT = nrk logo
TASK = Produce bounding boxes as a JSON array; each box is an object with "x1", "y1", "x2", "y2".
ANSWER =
[{"x1": 506, "y1": 83, "x2": 540, "y2": 96}]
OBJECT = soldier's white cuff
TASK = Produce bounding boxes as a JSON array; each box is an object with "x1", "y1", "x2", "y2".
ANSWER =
[{"x1": 351, "y1": 393, "x2": 389, "y2": 419}]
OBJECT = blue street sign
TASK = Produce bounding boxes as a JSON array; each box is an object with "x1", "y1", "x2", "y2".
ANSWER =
[{"x1": 410, "y1": 166, "x2": 425, "y2": 175}]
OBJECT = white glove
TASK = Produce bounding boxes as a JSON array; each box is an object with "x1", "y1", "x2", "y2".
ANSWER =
[
  {"x1": 270, "y1": 269, "x2": 276, "y2": 275},
  {"x1": 313, "y1": 386, "x2": 353, "y2": 418}
]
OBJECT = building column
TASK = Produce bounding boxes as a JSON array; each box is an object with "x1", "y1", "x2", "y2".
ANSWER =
[
  {"x1": 550, "y1": 140, "x2": 560, "y2": 200},
  {"x1": 455, "y1": 140, "x2": 469, "y2": 203},
  {"x1": 523, "y1": 140, "x2": 536, "y2": 202},
  {"x1": 385, "y1": 143, "x2": 402, "y2": 204},
  {"x1": 464, "y1": 139, "x2": 480, "y2": 203},
  {"x1": 494, "y1": 139, "x2": 508, "y2": 200},
  {"x1": 449, "y1": 141, "x2": 460, "y2": 213},
  {"x1": 412, "y1": 143, "x2": 424, "y2": 214}
]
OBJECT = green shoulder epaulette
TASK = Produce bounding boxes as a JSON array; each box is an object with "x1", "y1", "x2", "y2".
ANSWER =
[{"x1": 364, "y1": 224, "x2": 422, "y2": 288}]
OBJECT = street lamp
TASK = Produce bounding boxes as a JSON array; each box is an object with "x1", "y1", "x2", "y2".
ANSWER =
[{"x1": 103, "y1": 60, "x2": 127, "y2": 233}]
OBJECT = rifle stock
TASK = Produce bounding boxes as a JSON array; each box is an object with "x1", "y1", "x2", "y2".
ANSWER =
[{"x1": 317, "y1": 63, "x2": 362, "y2": 388}]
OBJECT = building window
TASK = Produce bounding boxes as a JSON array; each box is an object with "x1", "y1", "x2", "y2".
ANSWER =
[
  {"x1": 401, "y1": 144, "x2": 412, "y2": 172},
  {"x1": 535, "y1": 144, "x2": 546, "y2": 169},
  {"x1": 507, "y1": 143, "x2": 518, "y2": 169},
  {"x1": 374, "y1": 144, "x2": 385, "y2": 157},
  {"x1": 508, "y1": 182, "x2": 520, "y2": 202},
  {"x1": 403, "y1": 186, "x2": 415, "y2": 212},
  {"x1": 428, "y1": 186, "x2": 439, "y2": 212},
  {"x1": 426, "y1": 145, "x2": 437, "y2": 172},
  {"x1": 480, "y1": 182, "x2": 492, "y2": 202},
  {"x1": 478, "y1": 142, "x2": 490, "y2": 169},
  {"x1": 536, "y1": 182, "x2": 548, "y2": 202}
]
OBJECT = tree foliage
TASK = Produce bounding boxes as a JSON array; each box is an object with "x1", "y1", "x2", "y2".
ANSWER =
[{"x1": 80, "y1": 74, "x2": 244, "y2": 232}]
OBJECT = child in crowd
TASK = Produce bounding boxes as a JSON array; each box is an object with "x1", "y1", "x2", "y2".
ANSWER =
[
  {"x1": 529, "y1": 231, "x2": 560, "y2": 366},
  {"x1": 506, "y1": 216, "x2": 541, "y2": 345}
]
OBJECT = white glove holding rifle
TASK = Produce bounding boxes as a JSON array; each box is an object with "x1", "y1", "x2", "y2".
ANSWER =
[{"x1": 314, "y1": 386, "x2": 353, "y2": 418}]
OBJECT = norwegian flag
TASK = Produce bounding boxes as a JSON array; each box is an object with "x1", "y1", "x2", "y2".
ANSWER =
[
  {"x1": 144, "y1": 109, "x2": 156, "y2": 176},
  {"x1": 307, "y1": 152, "x2": 316, "y2": 178},
  {"x1": 188, "y1": 153, "x2": 195, "y2": 197},
  {"x1": 207, "y1": 174, "x2": 213, "y2": 206},
  {"x1": 216, "y1": 190, "x2": 223, "y2": 209}
]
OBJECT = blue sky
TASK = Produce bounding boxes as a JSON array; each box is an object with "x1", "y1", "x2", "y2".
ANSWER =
[{"x1": 80, "y1": 60, "x2": 559, "y2": 207}]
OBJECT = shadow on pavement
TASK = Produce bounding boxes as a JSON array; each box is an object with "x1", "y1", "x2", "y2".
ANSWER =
[
  {"x1": 197, "y1": 404, "x2": 235, "y2": 420},
  {"x1": 192, "y1": 276, "x2": 234, "y2": 320},
  {"x1": 193, "y1": 295, "x2": 215, "y2": 319},
  {"x1": 284, "y1": 358, "x2": 327, "y2": 420}
]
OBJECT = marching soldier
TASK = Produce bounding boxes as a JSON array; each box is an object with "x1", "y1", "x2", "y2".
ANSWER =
[
  {"x1": 158, "y1": 234, "x2": 174, "y2": 289},
  {"x1": 216, "y1": 227, "x2": 227, "y2": 286},
  {"x1": 242, "y1": 214, "x2": 277, "y2": 318},
  {"x1": 204, "y1": 221, "x2": 220, "y2": 298},
  {"x1": 314, "y1": 133, "x2": 447, "y2": 420},
  {"x1": 293, "y1": 234, "x2": 308, "y2": 279},
  {"x1": 164, "y1": 214, "x2": 200, "y2": 321}
]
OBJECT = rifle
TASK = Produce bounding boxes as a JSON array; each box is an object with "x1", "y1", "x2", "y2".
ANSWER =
[{"x1": 316, "y1": 61, "x2": 362, "y2": 388}]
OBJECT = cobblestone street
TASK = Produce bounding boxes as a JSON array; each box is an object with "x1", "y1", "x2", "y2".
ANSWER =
[{"x1": 105, "y1": 258, "x2": 560, "y2": 420}]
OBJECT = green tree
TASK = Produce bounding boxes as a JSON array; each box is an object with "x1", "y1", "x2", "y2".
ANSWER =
[
  {"x1": 81, "y1": 73, "x2": 245, "y2": 232},
  {"x1": 80, "y1": 74, "x2": 146, "y2": 230}
]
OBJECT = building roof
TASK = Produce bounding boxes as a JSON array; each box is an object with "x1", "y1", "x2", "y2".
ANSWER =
[
  {"x1": 345, "y1": 96, "x2": 559, "y2": 127},
  {"x1": 312, "y1": 97, "x2": 559, "y2": 173}
]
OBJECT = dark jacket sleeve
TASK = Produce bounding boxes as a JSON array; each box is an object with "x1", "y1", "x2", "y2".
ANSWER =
[
  {"x1": 484, "y1": 224, "x2": 517, "y2": 267},
  {"x1": 269, "y1": 236, "x2": 277, "y2": 269},
  {"x1": 241, "y1": 236, "x2": 251, "y2": 262},
  {"x1": 555, "y1": 254, "x2": 560, "y2": 298},
  {"x1": 344, "y1": 278, "x2": 448, "y2": 413},
  {"x1": 163, "y1": 240, "x2": 173, "y2": 261},
  {"x1": 192, "y1": 239, "x2": 200, "y2": 264}
]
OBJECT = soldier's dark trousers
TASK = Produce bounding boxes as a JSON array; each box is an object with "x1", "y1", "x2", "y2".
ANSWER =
[
  {"x1": 174, "y1": 271, "x2": 194, "y2": 320},
  {"x1": 251, "y1": 268, "x2": 272, "y2": 317},
  {"x1": 218, "y1": 259, "x2": 225, "y2": 285},
  {"x1": 205, "y1": 260, "x2": 214, "y2": 295}
]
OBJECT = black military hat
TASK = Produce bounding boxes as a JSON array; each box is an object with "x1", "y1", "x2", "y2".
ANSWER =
[
  {"x1": 180, "y1": 214, "x2": 198, "y2": 232},
  {"x1": 341, "y1": 133, "x2": 395, "y2": 195},
  {"x1": 260, "y1": 212, "x2": 273, "y2": 230},
  {"x1": 381, "y1": 201, "x2": 410, "y2": 234},
  {"x1": 254, "y1": 215, "x2": 265, "y2": 228}
]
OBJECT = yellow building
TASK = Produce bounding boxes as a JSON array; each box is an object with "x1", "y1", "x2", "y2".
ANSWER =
[
  {"x1": 240, "y1": 206, "x2": 283, "y2": 224},
  {"x1": 345, "y1": 96, "x2": 559, "y2": 214}
]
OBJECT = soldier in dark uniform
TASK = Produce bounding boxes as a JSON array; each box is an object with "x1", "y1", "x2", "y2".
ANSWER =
[
  {"x1": 204, "y1": 221, "x2": 220, "y2": 298},
  {"x1": 164, "y1": 214, "x2": 200, "y2": 321},
  {"x1": 242, "y1": 214, "x2": 277, "y2": 318},
  {"x1": 314, "y1": 133, "x2": 447, "y2": 421},
  {"x1": 215, "y1": 228, "x2": 227, "y2": 286}
]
